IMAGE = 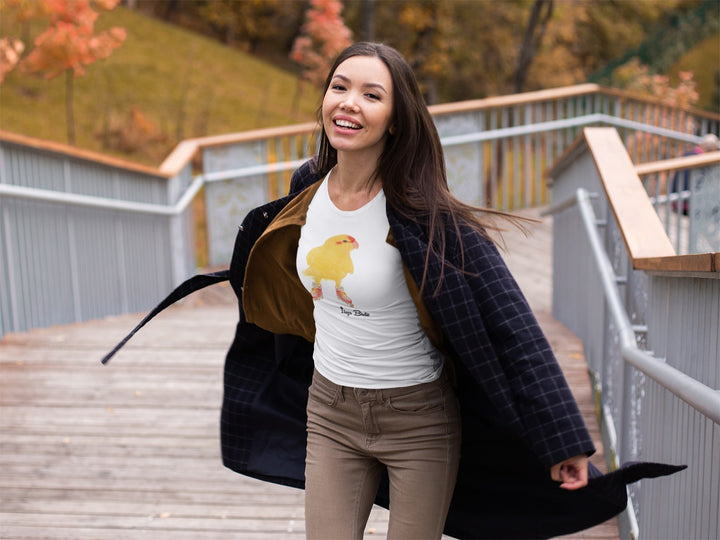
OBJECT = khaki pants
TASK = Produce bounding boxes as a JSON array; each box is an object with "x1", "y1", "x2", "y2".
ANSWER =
[{"x1": 305, "y1": 369, "x2": 462, "y2": 540}]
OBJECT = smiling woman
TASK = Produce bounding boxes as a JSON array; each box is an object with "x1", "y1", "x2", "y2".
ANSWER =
[
  {"x1": 245, "y1": 42, "x2": 591, "y2": 540},
  {"x1": 103, "y1": 41, "x2": 686, "y2": 540}
]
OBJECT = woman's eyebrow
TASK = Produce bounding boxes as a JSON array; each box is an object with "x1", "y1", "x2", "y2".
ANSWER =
[{"x1": 332, "y1": 73, "x2": 388, "y2": 94}]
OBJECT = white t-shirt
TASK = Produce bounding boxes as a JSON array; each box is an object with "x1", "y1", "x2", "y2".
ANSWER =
[{"x1": 297, "y1": 174, "x2": 443, "y2": 388}]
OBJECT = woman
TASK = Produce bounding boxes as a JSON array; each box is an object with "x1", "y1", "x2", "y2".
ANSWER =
[
  {"x1": 105, "y1": 42, "x2": 683, "y2": 540},
  {"x1": 241, "y1": 42, "x2": 590, "y2": 538}
]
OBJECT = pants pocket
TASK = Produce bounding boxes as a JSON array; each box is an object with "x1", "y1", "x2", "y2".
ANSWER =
[{"x1": 387, "y1": 380, "x2": 451, "y2": 415}]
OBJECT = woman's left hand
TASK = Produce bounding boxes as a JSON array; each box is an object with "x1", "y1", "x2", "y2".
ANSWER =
[{"x1": 550, "y1": 454, "x2": 589, "y2": 490}]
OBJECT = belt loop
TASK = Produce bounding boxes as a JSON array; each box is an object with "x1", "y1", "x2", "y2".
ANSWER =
[{"x1": 336, "y1": 384, "x2": 345, "y2": 404}]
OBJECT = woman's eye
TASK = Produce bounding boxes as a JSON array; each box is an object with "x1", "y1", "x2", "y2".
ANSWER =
[
  {"x1": 366, "y1": 93, "x2": 380, "y2": 100},
  {"x1": 331, "y1": 84, "x2": 346, "y2": 91}
]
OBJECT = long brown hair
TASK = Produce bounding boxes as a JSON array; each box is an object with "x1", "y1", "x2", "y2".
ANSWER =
[{"x1": 314, "y1": 42, "x2": 520, "y2": 294}]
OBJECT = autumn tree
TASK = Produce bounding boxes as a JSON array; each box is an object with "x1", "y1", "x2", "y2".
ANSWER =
[
  {"x1": 612, "y1": 58, "x2": 700, "y2": 161},
  {"x1": 10, "y1": 0, "x2": 126, "y2": 145},
  {"x1": 290, "y1": 0, "x2": 353, "y2": 88},
  {"x1": 358, "y1": 0, "x2": 376, "y2": 42},
  {"x1": 339, "y1": 0, "x2": 683, "y2": 103},
  {"x1": 528, "y1": 0, "x2": 680, "y2": 91},
  {"x1": 196, "y1": 0, "x2": 304, "y2": 53},
  {"x1": 395, "y1": 1, "x2": 451, "y2": 104},
  {"x1": 514, "y1": 0, "x2": 554, "y2": 93},
  {"x1": 0, "y1": 0, "x2": 50, "y2": 82}
]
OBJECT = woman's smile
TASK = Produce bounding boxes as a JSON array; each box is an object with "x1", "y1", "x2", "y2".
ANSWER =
[{"x1": 333, "y1": 116, "x2": 362, "y2": 130}]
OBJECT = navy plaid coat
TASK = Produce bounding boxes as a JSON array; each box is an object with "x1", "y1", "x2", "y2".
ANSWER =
[{"x1": 105, "y1": 159, "x2": 683, "y2": 539}]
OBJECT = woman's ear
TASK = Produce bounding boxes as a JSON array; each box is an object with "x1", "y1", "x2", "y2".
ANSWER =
[{"x1": 389, "y1": 125, "x2": 396, "y2": 135}]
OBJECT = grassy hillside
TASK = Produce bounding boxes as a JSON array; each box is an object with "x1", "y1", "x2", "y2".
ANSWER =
[{"x1": 0, "y1": 6, "x2": 318, "y2": 165}]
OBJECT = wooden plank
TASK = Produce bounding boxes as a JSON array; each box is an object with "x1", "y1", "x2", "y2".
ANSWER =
[
  {"x1": 429, "y1": 83, "x2": 601, "y2": 115},
  {"x1": 634, "y1": 150, "x2": 720, "y2": 176},
  {"x1": 583, "y1": 128, "x2": 676, "y2": 261},
  {"x1": 160, "y1": 123, "x2": 317, "y2": 176},
  {"x1": 634, "y1": 252, "x2": 719, "y2": 274},
  {"x1": 493, "y1": 205, "x2": 553, "y2": 313}
]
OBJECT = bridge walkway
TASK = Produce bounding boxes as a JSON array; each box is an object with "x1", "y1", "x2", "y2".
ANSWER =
[{"x1": 0, "y1": 207, "x2": 619, "y2": 539}]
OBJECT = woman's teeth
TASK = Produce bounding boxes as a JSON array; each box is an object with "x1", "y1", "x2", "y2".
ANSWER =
[{"x1": 335, "y1": 119, "x2": 361, "y2": 129}]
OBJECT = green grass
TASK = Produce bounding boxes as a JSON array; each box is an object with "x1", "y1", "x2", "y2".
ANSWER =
[{"x1": 0, "y1": 6, "x2": 319, "y2": 165}]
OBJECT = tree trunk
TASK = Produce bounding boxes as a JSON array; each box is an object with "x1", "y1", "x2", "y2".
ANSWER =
[
  {"x1": 360, "y1": 0, "x2": 376, "y2": 42},
  {"x1": 514, "y1": 0, "x2": 554, "y2": 93},
  {"x1": 66, "y1": 69, "x2": 76, "y2": 145},
  {"x1": 291, "y1": 77, "x2": 304, "y2": 120}
]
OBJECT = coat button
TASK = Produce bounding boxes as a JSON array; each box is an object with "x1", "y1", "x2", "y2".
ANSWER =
[
  {"x1": 263, "y1": 212, "x2": 269, "y2": 219},
  {"x1": 238, "y1": 225, "x2": 244, "y2": 231}
]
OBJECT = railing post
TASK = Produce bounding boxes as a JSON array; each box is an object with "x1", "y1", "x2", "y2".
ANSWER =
[
  {"x1": 166, "y1": 165, "x2": 194, "y2": 286},
  {"x1": 601, "y1": 201, "x2": 616, "y2": 464}
]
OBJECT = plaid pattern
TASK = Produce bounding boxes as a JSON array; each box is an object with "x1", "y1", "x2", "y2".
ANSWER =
[{"x1": 221, "y1": 192, "x2": 312, "y2": 486}]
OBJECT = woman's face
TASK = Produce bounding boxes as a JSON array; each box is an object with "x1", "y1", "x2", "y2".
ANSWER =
[{"x1": 322, "y1": 55, "x2": 394, "y2": 161}]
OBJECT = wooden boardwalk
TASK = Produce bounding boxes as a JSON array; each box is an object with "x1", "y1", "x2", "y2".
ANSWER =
[{"x1": 0, "y1": 207, "x2": 618, "y2": 539}]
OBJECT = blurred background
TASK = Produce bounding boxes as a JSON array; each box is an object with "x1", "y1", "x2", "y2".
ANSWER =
[{"x1": 1, "y1": 0, "x2": 718, "y2": 166}]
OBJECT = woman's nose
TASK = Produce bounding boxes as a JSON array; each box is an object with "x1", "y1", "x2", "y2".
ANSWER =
[{"x1": 340, "y1": 95, "x2": 359, "y2": 111}]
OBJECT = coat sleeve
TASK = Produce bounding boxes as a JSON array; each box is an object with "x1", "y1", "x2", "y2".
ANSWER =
[{"x1": 456, "y1": 226, "x2": 595, "y2": 468}]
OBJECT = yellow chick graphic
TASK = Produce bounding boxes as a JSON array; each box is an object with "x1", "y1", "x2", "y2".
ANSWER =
[{"x1": 303, "y1": 234, "x2": 359, "y2": 306}]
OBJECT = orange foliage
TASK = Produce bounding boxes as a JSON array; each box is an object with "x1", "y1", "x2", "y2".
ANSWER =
[
  {"x1": 20, "y1": 0, "x2": 126, "y2": 79},
  {"x1": 613, "y1": 58, "x2": 699, "y2": 108},
  {"x1": 290, "y1": 0, "x2": 353, "y2": 87},
  {"x1": 613, "y1": 59, "x2": 701, "y2": 166}
]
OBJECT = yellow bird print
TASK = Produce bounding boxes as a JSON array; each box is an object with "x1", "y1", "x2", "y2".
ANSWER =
[{"x1": 303, "y1": 234, "x2": 359, "y2": 306}]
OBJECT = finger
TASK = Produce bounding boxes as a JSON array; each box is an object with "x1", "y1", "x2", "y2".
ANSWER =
[
  {"x1": 559, "y1": 464, "x2": 588, "y2": 490},
  {"x1": 560, "y1": 476, "x2": 588, "y2": 490}
]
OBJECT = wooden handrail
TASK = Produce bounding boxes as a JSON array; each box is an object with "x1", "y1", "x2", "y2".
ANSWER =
[
  {"x1": 159, "y1": 122, "x2": 317, "y2": 176},
  {"x1": 0, "y1": 129, "x2": 170, "y2": 178},
  {"x1": 428, "y1": 83, "x2": 602, "y2": 115},
  {"x1": 635, "y1": 150, "x2": 720, "y2": 176},
  {"x1": 583, "y1": 127, "x2": 718, "y2": 274},
  {"x1": 595, "y1": 87, "x2": 720, "y2": 121},
  {"x1": 158, "y1": 84, "x2": 720, "y2": 177},
  {"x1": 157, "y1": 82, "x2": 607, "y2": 175}
]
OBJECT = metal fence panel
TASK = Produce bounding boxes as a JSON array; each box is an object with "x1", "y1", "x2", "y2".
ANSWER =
[
  {"x1": 550, "y1": 144, "x2": 720, "y2": 540},
  {"x1": 0, "y1": 138, "x2": 194, "y2": 336}
]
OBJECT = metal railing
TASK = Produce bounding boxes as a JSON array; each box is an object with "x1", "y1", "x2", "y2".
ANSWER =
[
  {"x1": 0, "y1": 132, "x2": 198, "y2": 337},
  {"x1": 1, "y1": 85, "x2": 719, "y2": 338},
  {"x1": 635, "y1": 152, "x2": 720, "y2": 255},
  {"x1": 549, "y1": 128, "x2": 719, "y2": 540},
  {"x1": 196, "y1": 86, "x2": 720, "y2": 266}
]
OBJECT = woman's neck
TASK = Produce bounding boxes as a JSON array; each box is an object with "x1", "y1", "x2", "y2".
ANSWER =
[{"x1": 328, "y1": 154, "x2": 382, "y2": 211}]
